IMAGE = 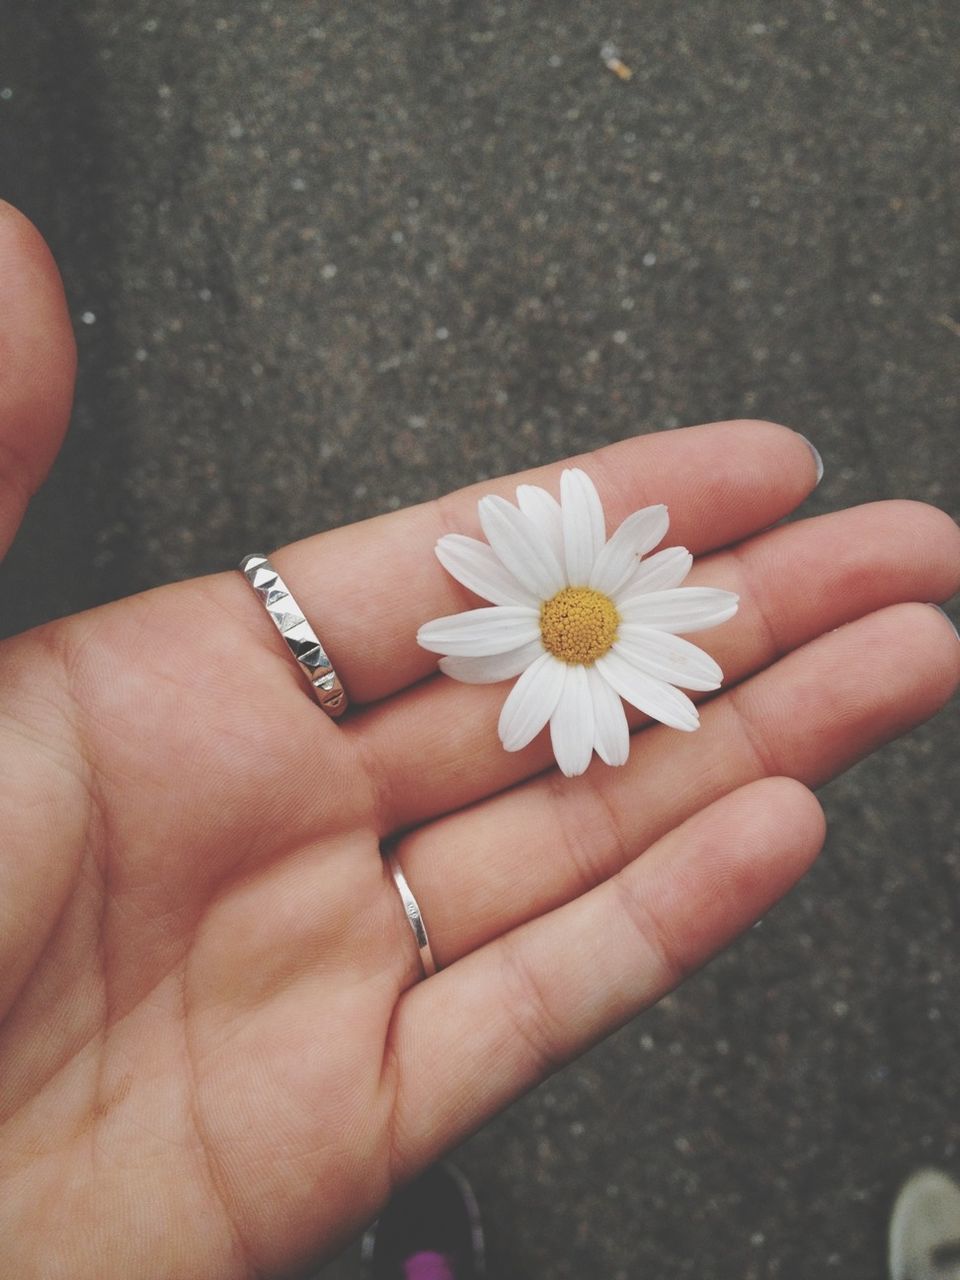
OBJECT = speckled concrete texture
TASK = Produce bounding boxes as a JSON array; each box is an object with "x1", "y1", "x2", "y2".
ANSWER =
[{"x1": 1, "y1": 2, "x2": 958, "y2": 1276}]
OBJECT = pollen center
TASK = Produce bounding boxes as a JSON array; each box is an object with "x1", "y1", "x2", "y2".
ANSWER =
[{"x1": 539, "y1": 587, "x2": 620, "y2": 665}]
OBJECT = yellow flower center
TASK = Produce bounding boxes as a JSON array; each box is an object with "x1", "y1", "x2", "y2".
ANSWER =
[{"x1": 539, "y1": 586, "x2": 620, "y2": 665}]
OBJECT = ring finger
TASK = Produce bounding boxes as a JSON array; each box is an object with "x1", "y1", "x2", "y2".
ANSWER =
[
  {"x1": 388, "y1": 600, "x2": 960, "y2": 969},
  {"x1": 360, "y1": 498, "x2": 960, "y2": 828}
]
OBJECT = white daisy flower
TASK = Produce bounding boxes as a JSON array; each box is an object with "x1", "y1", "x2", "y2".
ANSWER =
[{"x1": 417, "y1": 469, "x2": 739, "y2": 778}]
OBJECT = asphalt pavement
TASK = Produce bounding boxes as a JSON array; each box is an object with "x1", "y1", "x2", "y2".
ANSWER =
[{"x1": 1, "y1": 3, "x2": 958, "y2": 1276}]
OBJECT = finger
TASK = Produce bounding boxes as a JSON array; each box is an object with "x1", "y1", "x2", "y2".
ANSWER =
[
  {"x1": 0, "y1": 201, "x2": 76, "y2": 559},
  {"x1": 392, "y1": 600, "x2": 959, "y2": 967},
  {"x1": 364, "y1": 499, "x2": 960, "y2": 828},
  {"x1": 250, "y1": 420, "x2": 820, "y2": 703},
  {"x1": 385, "y1": 777, "x2": 826, "y2": 1176}
]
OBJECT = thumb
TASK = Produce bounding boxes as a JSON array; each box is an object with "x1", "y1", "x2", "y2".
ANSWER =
[{"x1": 0, "y1": 200, "x2": 76, "y2": 560}]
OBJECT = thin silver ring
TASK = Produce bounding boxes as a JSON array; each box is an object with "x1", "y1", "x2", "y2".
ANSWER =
[
  {"x1": 239, "y1": 553, "x2": 348, "y2": 718},
  {"x1": 388, "y1": 853, "x2": 438, "y2": 978}
]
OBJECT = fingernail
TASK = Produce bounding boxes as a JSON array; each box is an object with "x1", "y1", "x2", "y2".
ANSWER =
[
  {"x1": 795, "y1": 432, "x2": 824, "y2": 486},
  {"x1": 927, "y1": 604, "x2": 960, "y2": 644}
]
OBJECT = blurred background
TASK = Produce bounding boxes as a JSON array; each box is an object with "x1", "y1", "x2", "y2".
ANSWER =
[{"x1": 1, "y1": 2, "x2": 958, "y2": 1275}]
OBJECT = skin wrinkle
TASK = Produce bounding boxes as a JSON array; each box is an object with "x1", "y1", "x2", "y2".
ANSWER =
[
  {"x1": 724, "y1": 686, "x2": 785, "y2": 782},
  {"x1": 347, "y1": 719, "x2": 400, "y2": 843},
  {"x1": 0, "y1": 850, "x2": 82, "y2": 1033},
  {"x1": 1, "y1": 959, "x2": 173, "y2": 1139},
  {"x1": 608, "y1": 864, "x2": 688, "y2": 995},
  {"x1": 723, "y1": 541, "x2": 784, "y2": 672},
  {"x1": 87, "y1": 760, "x2": 113, "y2": 1183},
  {"x1": 5, "y1": 845, "x2": 232, "y2": 1122},
  {"x1": 44, "y1": 606, "x2": 122, "y2": 710},
  {"x1": 0, "y1": 421, "x2": 34, "y2": 513},
  {"x1": 66, "y1": 651, "x2": 192, "y2": 1009},
  {"x1": 194, "y1": 827, "x2": 363, "y2": 992},
  {"x1": 496, "y1": 930, "x2": 572, "y2": 1081},
  {"x1": 179, "y1": 947, "x2": 404, "y2": 1273},
  {"x1": 0, "y1": 760, "x2": 89, "y2": 1018},
  {"x1": 180, "y1": 959, "x2": 261, "y2": 1280},
  {"x1": 3, "y1": 625, "x2": 92, "y2": 794},
  {"x1": 377, "y1": 934, "x2": 416, "y2": 1197},
  {"x1": 0, "y1": 706, "x2": 87, "y2": 780},
  {"x1": 0, "y1": 644, "x2": 96, "y2": 1048},
  {"x1": 196, "y1": 835, "x2": 393, "y2": 1018},
  {"x1": 727, "y1": 532, "x2": 793, "y2": 670},
  {"x1": 546, "y1": 764, "x2": 632, "y2": 905}
]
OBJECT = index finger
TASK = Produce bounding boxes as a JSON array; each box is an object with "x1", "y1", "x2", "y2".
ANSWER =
[{"x1": 234, "y1": 420, "x2": 821, "y2": 705}]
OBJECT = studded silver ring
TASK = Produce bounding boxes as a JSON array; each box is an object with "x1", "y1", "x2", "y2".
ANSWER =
[{"x1": 240, "y1": 553, "x2": 348, "y2": 718}]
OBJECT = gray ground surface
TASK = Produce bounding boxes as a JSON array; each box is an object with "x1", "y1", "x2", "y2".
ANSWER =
[{"x1": 1, "y1": 2, "x2": 958, "y2": 1276}]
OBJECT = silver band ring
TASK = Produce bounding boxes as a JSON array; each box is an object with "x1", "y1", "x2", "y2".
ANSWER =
[
  {"x1": 240, "y1": 553, "x2": 348, "y2": 718},
  {"x1": 388, "y1": 853, "x2": 438, "y2": 978}
]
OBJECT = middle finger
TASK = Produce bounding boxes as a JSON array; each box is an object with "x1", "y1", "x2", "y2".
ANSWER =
[
  {"x1": 393, "y1": 598, "x2": 960, "y2": 968},
  {"x1": 359, "y1": 499, "x2": 959, "y2": 829}
]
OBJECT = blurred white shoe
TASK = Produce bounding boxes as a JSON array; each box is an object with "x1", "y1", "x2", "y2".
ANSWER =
[{"x1": 889, "y1": 1169, "x2": 960, "y2": 1280}]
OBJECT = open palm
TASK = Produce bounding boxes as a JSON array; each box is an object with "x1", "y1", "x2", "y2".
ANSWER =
[{"x1": 1, "y1": 204, "x2": 958, "y2": 1278}]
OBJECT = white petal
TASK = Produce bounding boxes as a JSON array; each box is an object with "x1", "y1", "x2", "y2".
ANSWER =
[
  {"x1": 417, "y1": 606, "x2": 540, "y2": 657},
  {"x1": 435, "y1": 534, "x2": 538, "y2": 607},
  {"x1": 516, "y1": 484, "x2": 564, "y2": 565},
  {"x1": 618, "y1": 587, "x2": 739, "y2": 635},
  {"x1": 498, "y1": 652, "x2": 566, "y2": 752},
  {"x1": 439, "y1": 639, "x2": 545, "y2": 685},
  {"x1": 589, "y1": 505, "x2": 670, "y2": 595},
  {"x1": 614, "y1": 626, "x2": 723, "y2": 691},
  {"x1": 478, "y1": 494, "x2": 566, "y2": 599},
  {"x1": 617, "y1": 546, "x2": 694, "y2": 601},
  {"x1": 549, "y1": 663, "x2": 595, "y2": 777},
  {"x1": 595, "y1": 650, "x2": 700, "y2": 732},
  {"x1": 561, "y1": 469, "x2": 606, "y2": 586},
  {"x1": 587, "y1": 665, "x2": 630, "y2": 766}
]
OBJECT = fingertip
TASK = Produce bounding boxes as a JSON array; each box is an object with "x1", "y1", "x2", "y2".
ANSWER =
[
  {"x1": 0, "y1": 197, "x2": 77, "y2": 364},
  {"x1": 793, "y1": 432, "x2": 824, "y2": 486},
  {"x1": 708, "y1": 776, "x2": 826, "y2": 910},
  {"x1": 917, "y1": 602, "x2": 960, "y2": 699},
  {"x1": 892, "y1": 500, "x2": 960, "y2": 600},
  {"x1": 927, "y1": 603, "x2": 960, "y2": 647},
  {"x1": 880, "y1": 601, "x2": 960, "y2": 702},
  {"x1": 0, "y1": 200, "x2": 77, "y2": 557},
  {"x1": 714, "y1": 418, "x2": 824, "y2": 496},
  {"x1": 750, "y1": 775, "x2": 827, "y2": 856}
]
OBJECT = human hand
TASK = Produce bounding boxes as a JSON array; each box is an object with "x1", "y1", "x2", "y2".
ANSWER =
[{"x1": 1, "y1": 204, "x2": 958, "y2": 1277}]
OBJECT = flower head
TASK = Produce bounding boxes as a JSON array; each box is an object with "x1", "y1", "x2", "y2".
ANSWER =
[{"x1": 417, "y1": 469, "x2": 738, "y2": 777}]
